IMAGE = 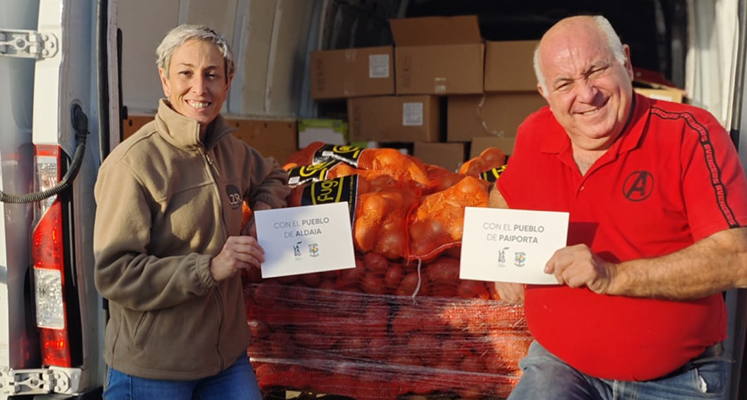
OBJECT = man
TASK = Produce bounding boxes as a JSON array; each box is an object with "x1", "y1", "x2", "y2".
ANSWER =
[{"x1": 491, "y1": 15, "x2": 747, "y2": 399}]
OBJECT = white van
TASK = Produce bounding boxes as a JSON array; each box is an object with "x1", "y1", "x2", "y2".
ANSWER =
[
  {"x1": 1, "y1": 0, "x2": 118, "y2": 398},
  {"x1": 1, "y1": 0, "x2": 746, "y2": 399}
]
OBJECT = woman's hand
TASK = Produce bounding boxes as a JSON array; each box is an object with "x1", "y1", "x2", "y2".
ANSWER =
[
  {"x1": 210, "y1": 235, "x2": 265, "y2": 281},
  {"x1": 494, "y1": 282, "x2": 526, "y2": 304}
]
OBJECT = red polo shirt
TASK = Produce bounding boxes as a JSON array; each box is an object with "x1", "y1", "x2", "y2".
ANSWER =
[{"x1": 496, "y1": 94, "x2": 747, "y2": 381}]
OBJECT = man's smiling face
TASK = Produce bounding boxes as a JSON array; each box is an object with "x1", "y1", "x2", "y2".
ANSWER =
[{"x1": 537, "y1": 18, "x2": 635, "y2": 150}]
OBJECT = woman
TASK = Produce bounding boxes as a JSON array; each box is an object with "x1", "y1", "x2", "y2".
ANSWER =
[{"x1": 93, "y1": 24, "x2": 290, "y2": 399}]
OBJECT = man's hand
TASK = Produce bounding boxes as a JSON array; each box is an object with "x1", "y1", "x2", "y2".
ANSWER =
[
  {"x1": 488, "y1": 187, "x2": 527, "y2": 303},
  {"x1": 544, "y1": 244, "x2": 617, "y2": 294},
  {"x1": 210, "y1": 235, "x2": 265, "y2": 281},
  {"x1": 494, "y1": 282, "x2": 525, "y2": 304},
  {"x1": 488, "y1": 184, "x2": 509, "y2": 208}
]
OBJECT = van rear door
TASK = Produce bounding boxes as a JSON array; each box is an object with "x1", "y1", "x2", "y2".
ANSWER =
[
  {"x1": 0, "y1": 0, "x2": 118, "y2": 397},
  {"x1": 0, "y1": 0, "x2": 38, "y2": 376}
]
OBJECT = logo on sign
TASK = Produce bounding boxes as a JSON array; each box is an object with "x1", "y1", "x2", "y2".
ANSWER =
[
  {"x1": 293, "y1": 241, "x2": 302, "y2": 258},
  {"x1": 497, "y1": 247, "x2": 509, "y2": 267},
  {"x1": 309, "y1": 243, "x2": 320, "y2": 257}
]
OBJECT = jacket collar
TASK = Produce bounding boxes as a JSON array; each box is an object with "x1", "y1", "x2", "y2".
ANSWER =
[{"x1": 155, "y1": 98, "x2": 236, "y2": 151}]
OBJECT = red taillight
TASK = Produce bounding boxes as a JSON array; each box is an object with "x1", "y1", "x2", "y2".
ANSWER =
[
  {"x1": 33, "y1": 202, "x2": 64, "y2": 273},
  {"x1": 32, "y1": 145, "x2": 72, "y2": 367},
  {"x1": 38, "y1": 328, "x2": 72, "y2": 367}
]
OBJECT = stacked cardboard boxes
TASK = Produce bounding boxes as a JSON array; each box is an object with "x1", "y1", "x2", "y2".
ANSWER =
[
  {"x1": 389, "y1": 15, "x2": 484, "y2": 96},
  {"x1": 348, "y1": 16, "x2": 486, "y2": 171},
  {"x1": 388, "y1": 15, "x2": 489, "y2": 170},
  {"x1": 309, "y1": 46, "x2": 396, "y2": 100},
  {"x1": 310, "y1": 17, "x2": 591, "y2": 170},
  {"x1": 347, "y1": 95, "x2": 440, "y2": 143},
  {"x1": 310, "y1": 16, "x2": 487, "y2": 171},
  {"x1": 306, "y1": 46, "x2": 396, "y2": 151},
  {"x1": 448, "y1": 40, "x2": 544, "y2": 158}
]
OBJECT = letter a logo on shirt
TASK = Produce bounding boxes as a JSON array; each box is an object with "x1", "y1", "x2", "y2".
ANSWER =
[{"x1": 623, "y1": 171, "x2": 654, "y2": 202}]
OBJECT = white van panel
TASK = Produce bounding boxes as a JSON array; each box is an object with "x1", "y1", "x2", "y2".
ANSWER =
[
  {"x1": 117, "y1": 0, "x2": 311, "y2": 118},
  {"x1": 233, "y1": 0, "x2": 313, "y2": 117},
  {"x1": 261, "y1": 0, "x2": 313, "y2": 117},
  {"x1": 117, "y1": 0, "x2": 179, "y2": 114},
  {"x1": 183, "y1": 0, "x2": 239, "y2": 40},
  {"x1": 0, "y1": 0, "x2": 39, "y2": 371},
  {"x1": 234, "y1": 0, "x2": 276, "y2": 115},
  {"x1": 33, "y1": 0, "x2": 64, "y2": 147}
]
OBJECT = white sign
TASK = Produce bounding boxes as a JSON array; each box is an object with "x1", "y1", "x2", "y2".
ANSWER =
[
  {"x1": 402, "y1": 102, "x2": 424, "y2": 126},
  {"x1": 254, "y1": 202, "x2": 356, "y2": 278},
  {"x1": 460, "y1": 207, "x2": 569, "y2": 285}
]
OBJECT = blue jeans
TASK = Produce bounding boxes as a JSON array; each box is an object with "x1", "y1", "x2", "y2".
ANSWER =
[
  {"x1": 104, "y1": 354, "x2": 262, "y2": 400},
  {"x1": 508, "y1": 341, "x2": 728, "y2": 400}
]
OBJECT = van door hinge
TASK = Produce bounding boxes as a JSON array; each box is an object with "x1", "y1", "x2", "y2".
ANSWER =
[
  {"x1": 0, "y1": 29, "x2": 58, "y2": 59},
  {"x1": 0, "y1": 366, "x2": 81, "y2": 396}
]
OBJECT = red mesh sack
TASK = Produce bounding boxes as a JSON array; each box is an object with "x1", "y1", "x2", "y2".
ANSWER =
[
  {"x1": 244, "y1": 252, "x2": 531, "y2": 400},
  {"x1": 424, "y1": 164, "x2": 469, "y2": 194},
  {"x1": 408, "y1": 176, "x2": 490, "y2": 262},
  {"x1": 353, "y1": 188, "x2": 418, "y2": 259},
  {"x1": 287, "y1": 175, "x2": 419, "y2": 260},
  {"x1": 355, "y1": 148, "x2": 430, "y2": 189},
  {"x1": 459, "y1": 146, "x2": 507, "y2": 177}
]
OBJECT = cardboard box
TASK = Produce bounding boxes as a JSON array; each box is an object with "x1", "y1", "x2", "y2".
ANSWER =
[
  {"x1": 390, "y1": 16, "x2": 484, "y2": 95},
  {"x1": 633, "y1": 67, "x2": 679, "y2": 89},
  {"x1": 120, "y1": 114, "x2": 298, "y2": 166},
  {"x1": 413, "y1": 142, "x2": 467, "y2": 172},
  {"x1": 634, "y1": 87, "x2": 684, "y2": 103},
  {"x1": 310, "y1": 46, "x2": 395, "y2": 100},
  {"x1": 226, "y1": 118, "x2": 298, "y2": 166},
  {"x1": 122, "y1": 114, "x2": 154, "y2": 140},
  {"x1": 347, "y1": 95, "x2": 440, "y2": 143},
  {"x1": 633, "y1": 67, "x2": 686, "y2": 103},
  {"x1": 447, "y1": 93, "x2": 546, "y2": 142},
  {"x1": 470, "y1": 136, "x2": 517, "y2": 158},
  {"x1": 298, "y1": 119, "x2": 348, "y2": 149},
  {"x1": 484, "y1": 40, "x2": 539, "y2": 92}
]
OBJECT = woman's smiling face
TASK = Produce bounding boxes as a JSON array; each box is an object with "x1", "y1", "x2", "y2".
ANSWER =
[{"x1": 159, "y1": 39, "x2": 231, "y2": 137}]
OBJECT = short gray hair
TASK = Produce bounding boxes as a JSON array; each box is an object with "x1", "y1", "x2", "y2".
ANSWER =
[
  {"x1": 534, "y1": 15, "x2": 627, "y2": 93},
  {"x1": 156, "y1": 24, "x2": 235, "y2": 82}
]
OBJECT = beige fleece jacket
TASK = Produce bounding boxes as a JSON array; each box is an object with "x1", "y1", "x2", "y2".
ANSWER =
[{"x1": 93, "y1": 99, "x2": 289, "y2": 380}]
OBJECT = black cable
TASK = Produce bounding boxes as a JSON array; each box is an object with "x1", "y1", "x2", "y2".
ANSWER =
[{"x1": 0, "y1": 104, "x2": 89, "y2": 204}]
